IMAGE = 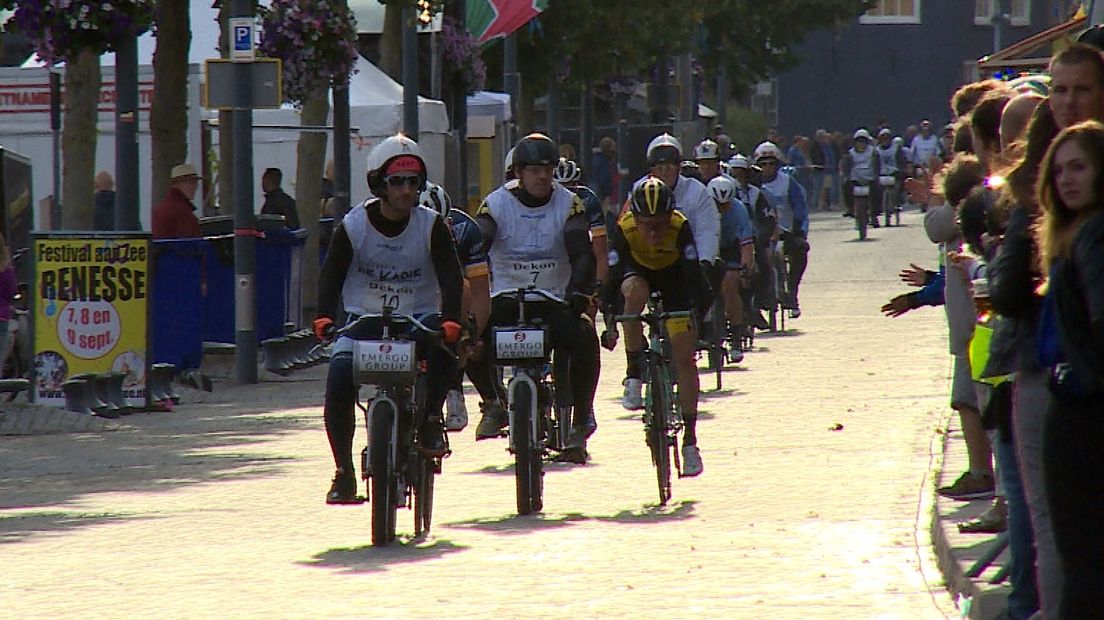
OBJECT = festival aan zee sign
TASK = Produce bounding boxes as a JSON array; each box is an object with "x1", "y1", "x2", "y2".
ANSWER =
[{"x1": 33, "y1": 235, "x2": 150, "y2": 408}]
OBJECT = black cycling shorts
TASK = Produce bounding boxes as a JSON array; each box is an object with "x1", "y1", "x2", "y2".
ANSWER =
[{"x1": 621, "y1": 264, "x2": 693, "y2": 311}]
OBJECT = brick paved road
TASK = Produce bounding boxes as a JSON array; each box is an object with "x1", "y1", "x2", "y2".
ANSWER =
[{"x1": 1, "y1": 211, "x2": 960, "y2": 619}]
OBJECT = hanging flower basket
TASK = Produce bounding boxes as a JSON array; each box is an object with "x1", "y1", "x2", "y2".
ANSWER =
[
  {"x1": 259, "y1": 0, "x2": 359, "y2": 105},
  {"x1": 3, "y1": 0, "x2": 155, "y2": 65},
  {"x1": 442, "y1": 16, "x2": 485, "y2": 92}
]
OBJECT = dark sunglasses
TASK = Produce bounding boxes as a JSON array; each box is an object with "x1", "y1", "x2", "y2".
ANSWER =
[{"x1": 384, "y1": 175, "x2": 421, "y2": 188}]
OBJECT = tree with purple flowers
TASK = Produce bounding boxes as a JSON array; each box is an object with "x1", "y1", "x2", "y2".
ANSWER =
[
  {"x1": 259, "y1": 0, "x2": 358, "y2": 318},
  {"x1": 2, "y1": 0, "x2": 155, "y2": 229}
]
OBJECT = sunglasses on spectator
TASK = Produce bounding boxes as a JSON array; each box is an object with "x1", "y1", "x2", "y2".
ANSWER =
[{"x1": 384, "y1": 175, "x2": 421, "y2": 188}]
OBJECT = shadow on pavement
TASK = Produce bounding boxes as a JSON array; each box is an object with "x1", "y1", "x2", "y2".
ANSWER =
[
  {"x1": 445, "y1": 512, "x2": 585, "y2": 535},
  {"x1": 466, "y1": 458, "x2": 590, "y2": 476},
  {"x1": 302, "y1": 538, "x2": 468, "y2": 573},
  {"x1": 0, "y1": 510, "x2": 165, "y2": 544},
  {"x1": 442, "y1": 500, "x2": 697, "y2": 535},
  {"x1": 753, "y1": 329, "x2": 805, "y2": 339},
  {"x1": 0, "y1": 388, "x2": 323, "y2": 542}
]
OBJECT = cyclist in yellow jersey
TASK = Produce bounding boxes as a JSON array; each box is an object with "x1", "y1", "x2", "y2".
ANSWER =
[{"x1": 601, "y1": 177, "x2": 712, "y2": 476}]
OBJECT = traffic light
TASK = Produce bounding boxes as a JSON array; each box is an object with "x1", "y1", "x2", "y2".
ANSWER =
[{"x1": 417, "y1": 0, "x2": 433, "y2": 26}]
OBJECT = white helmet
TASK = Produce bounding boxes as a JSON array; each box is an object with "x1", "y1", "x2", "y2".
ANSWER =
[
  {"x1": 892, "y1": 136, "x2": 905, "y2": 147},
  {"x1": 647, "y1": 133, "x2": 683, "y2": 164},
  {"x1": 853, "y1": 128, "x2": 873, "y2": 142},
  {"x1": 504, "y1": 147, "x2": 517, "y2": 176},
  {"x1": 707, "y1": 175, "x2": 736, "y2": 205},
  {"x1": 752, "y1": 141, "x2": 783, "y2": 163},
  {"x1": 553, "y1": 157, "x2": 581, "y2": 184},
  {"x1": 420, "y1": 181, "x2": 452, "y2": 218},
  {"x1": 877, "y1": 127, "x2": 892, "y2": 139},
  {"x1": 694, "y1": 139, "x2": 720, "y2": 161},
  {"x1": 366, "y1": 134, "x2": 426, "y2": 198},
  {"x1": 729, "y1": 154, "x2": 750, "y2": 170},
  {"x1": 718, "y1": 161, "x2": 732, "y2": 177}
]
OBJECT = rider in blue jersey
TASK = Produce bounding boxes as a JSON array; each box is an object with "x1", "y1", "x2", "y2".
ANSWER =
[{"x1": 421, "y1": 182, "x2": 497, "y2": 433}]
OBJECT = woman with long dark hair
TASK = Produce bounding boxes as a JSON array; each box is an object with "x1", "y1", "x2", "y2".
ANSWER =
[{"x1": 1034, "y1": 120, "x2": 1104, "y2": 615}]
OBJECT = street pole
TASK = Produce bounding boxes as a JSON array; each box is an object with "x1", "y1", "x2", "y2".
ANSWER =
[
  {"x1": 114, "y1": 32, "x2": 139, "y2": 231},
  {"x1": 547, "y1": 73, "x2": 560, "y2": 145},
  {"x1": 402, "y1": 6, "x2": 420, "y2": 140},
  {"x1": 49, "y1": 71, "x2": 61, "y2": 230},
  {"x1": 654, "y1": 56, "x2": 670, "y2": 124},
  {"x1": 504, "y1": 32, "x2": 520, "y2": 144},
  {"x1": 231, "y1": 0, "x2": 257, "y2": 384},
  {"x1": 454, "y1": 0, "x2": 468, "y2": 211},
  {"x1": 581, "y1": 82, "x2": 593, "y2": 171},
  {"x1": 332, "y1": 0, "x2": 351, "y2": 222}
]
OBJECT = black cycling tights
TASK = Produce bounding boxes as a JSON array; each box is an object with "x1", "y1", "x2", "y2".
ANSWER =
[
  {"x1": 322, "y1": 319, "x2": 455, "y2": 473},
  {"x1": 478, "y1": 299, "x2": 600, "y2": 430}
]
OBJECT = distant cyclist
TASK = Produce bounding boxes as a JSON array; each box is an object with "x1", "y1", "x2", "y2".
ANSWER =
[
  {"x1": 729, "y1": 154, "x2": 776, "y2": 331},
  {"x1": 752, "y1": 141, "x2": 810, "y2": 318},
  {"x1": 554, "y1": 157, "x2": 609, "y2": 289},
  {"x1": 707, "y1": 175, "x2": 754, "y2": 362}
]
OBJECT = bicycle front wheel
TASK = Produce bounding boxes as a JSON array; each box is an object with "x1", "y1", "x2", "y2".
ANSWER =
[
  {"x1": 645, "y1": 361, "x2": 672, "y2": 505},
  {"x1": 856, "y1": 197, "x2": 869, "y2": 240},
  {"x1": 511, "y1": 381, "x2": 543, "y2": 515},
  {"x1": 413, "y1": 454, "x2": 435, "y2": 537},
  {"x1": 370, "y1": 402, "x2": 397, "y2": 547}
]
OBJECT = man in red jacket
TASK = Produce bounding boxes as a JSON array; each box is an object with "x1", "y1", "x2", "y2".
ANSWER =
[{"x1": 152, "y1": 164, "x2": 202, "y2": 239}]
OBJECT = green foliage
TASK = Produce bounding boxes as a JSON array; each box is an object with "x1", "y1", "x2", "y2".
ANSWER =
[
  {"x1": 702, "y1": 0, "x2": 874, "y2": 94},
  {"x1": 723, "y1": 104, "x2": 770, "y2": 155},
  {"x1": 482, "y1": 0, "x2": 871, "y2": 99}
]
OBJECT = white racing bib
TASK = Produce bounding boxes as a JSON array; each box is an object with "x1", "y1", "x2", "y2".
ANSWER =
[
  {"x1": 485, "y1": 185, "x2": 575, "y2": 297},
  {"x1": 341, "y1": 203, "x2": 440, "y2": 316}
]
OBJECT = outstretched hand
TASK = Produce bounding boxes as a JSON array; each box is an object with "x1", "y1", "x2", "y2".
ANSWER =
[
  {"x1": 898, "y1": 263, "x2": 928, "y2": 287},
  {"x1": 881, "y1": 294, "x2": 913, "y2": 318}
]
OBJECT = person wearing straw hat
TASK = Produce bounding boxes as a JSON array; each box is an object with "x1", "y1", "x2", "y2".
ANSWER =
[{"x1": 152, "y1": 163, "x2": 203, "y2": 239}]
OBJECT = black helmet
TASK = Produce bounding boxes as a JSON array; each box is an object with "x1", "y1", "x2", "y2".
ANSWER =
[
  {"x1": 630, "y1": 177, "x2": 675, "y2": 217},
  {"x1": 512, "y1": 133, "x2": 558, "y2": 168}
]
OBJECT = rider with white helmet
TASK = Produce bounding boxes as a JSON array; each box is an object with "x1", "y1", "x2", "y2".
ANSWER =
[
  {"x1": 729, "y1": 154, "x2": 776, "y2": 331},
  {"x1": 315, "y1": 134, "x2": 465, "y2": 504},
  {"x1": 694, "y1": 139, "x2": 724, "y2": 182},
  {"x1": 553, "y1": 157, "x2": 610, "y2": 294},
  {"x1": 754, "y1": 140, "x2": 810, "y2": 318},
  {"x1": 635, "y1": 133, "x2": 721, "y2": 269},
  {"x1": 420, "y1": 182, "x2": 496, "y2": 433},
  {"x1": 842, "y1": 128, "x2": 878, "y2": 226},
  {"x1": 874, "y1": 128, "x2": 907, "y2": 225},
  {"x1": 708, "y1": 175, "x2": 754, "y2": 362}
]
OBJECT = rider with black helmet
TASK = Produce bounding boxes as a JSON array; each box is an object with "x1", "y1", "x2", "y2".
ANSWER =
[
  {"x1": 473, "y1": 133, "x2": 600, "y2": 461},
  {"x1": 602, "y1": 177, "x2": 712, "y2": 476}
]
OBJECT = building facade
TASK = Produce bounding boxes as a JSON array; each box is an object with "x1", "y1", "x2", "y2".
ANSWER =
[{"x1": 774, "y1": 0, "x2": 1068, "y2": 137}]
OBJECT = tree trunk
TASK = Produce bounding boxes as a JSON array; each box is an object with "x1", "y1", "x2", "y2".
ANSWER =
[
  {"x1": 295, "y1": 93, "x2": 329, "y2": 322},
  {"x1": 150, "y1": 0, "x2": 192, "y2": 210},
  {"x1": 61, "y1": 48, "x2": 100, "y2": 230},
  {"x1": 378, "y1": 4, "x2": 403, "y2": 81}
]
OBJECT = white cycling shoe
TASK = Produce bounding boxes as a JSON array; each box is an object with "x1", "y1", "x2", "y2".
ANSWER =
[
  {"x1": 681, "y1": 444, "x2": 703, "y2": 477},
  {"x1": 621, "y1": 378, "x2": 644, "y2": 410},
  {"x1": 444, "y1": 389, "x2": 468, "y2": 432}
]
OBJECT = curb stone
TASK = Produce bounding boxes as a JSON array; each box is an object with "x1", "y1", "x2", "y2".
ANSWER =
[{"x1": 931, "y1": 421, "x2": 1013, "y2": 619}]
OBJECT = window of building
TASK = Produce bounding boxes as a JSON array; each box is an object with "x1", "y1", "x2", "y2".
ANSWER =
[
  {"x1": 859, "y1": 0, "x2": 921, "y2": 24},
  {"x1": 975, "y1": 0, "x2": 1031, "y2": 27}
]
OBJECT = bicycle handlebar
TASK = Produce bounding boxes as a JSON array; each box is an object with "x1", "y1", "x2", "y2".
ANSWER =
[
  {"x1": 329, "y1": 312, "x2": 442, "y2": 339},
  {"x1": 491, "y1": 287, "x2": 570, "y2": 306},
  {"x1": 613, "y1": 310, "x2": 692, "y2": 326}
]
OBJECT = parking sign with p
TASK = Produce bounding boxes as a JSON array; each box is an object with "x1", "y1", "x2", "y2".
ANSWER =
[{"x1": 229, "y1": 17, "x2": 255, "y2": 62}]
